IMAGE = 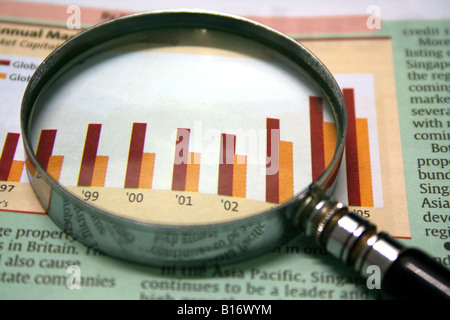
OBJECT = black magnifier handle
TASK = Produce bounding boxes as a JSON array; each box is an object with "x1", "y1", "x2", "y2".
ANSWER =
[
  {"x1": 381, "y1": 248, "x2": 450, "y2": 299},
  {"x1": 298, "y1": 188, "x2": 450, "y2": 299}
]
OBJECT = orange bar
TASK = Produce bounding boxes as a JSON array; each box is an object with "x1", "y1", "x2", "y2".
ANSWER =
[
  {"x1": 138, "y1": 153, "x2": 155, "y2": 189},
  {"x1": 25, "y1": 157, "x2": 36, "y2": 177},
  {"x1": 0, "y1": 73, "x2": 6, "y2": 79},
  {"x1": 7, "y1": 160, "x2": 24, "y2": 182},
  {"x1": 185, "y1": 152, "x2": 200, "y2": 192},
  {"x1": 356, "y1": 118, "x2": 374, "y2": 207},
  {"x1": 91, "y1": 155, "x2": 108, "y2": 187},
  {"x1": 232, "y1": 154, "x2": 247, "y2": 198},
  {"x1": 279, "y1": 140, "x2": 294, "y2": 203},
  {"x1": 323, "y1": 122, "x2": 337, "y2": 168},
  {"x1": 47, "y1": 155, "x2": 64, "y2": 182}
]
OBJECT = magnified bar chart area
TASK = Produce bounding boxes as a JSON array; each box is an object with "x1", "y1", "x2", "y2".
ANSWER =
[
  {"x1": 25, "y1": 32, "x2": 408, "y2": 232},
  {"x1": 343, "y1": 88, "x2": 374, "y2": 207},
  {"x1": 304, "y1": 71, "x2": 409, "y2": 238},
  {"x1": 310, "y1": 86, "x2": 381, "y2": 208},
  {"x1": 41, "y1": 115, "x2": 310, "y2": 224},
  {"x1": 25, "y1": 33, "x2": 337, "y2": 225},
  {"x1": 0, "y1": 31, "x2": 410, "y2": 238}
]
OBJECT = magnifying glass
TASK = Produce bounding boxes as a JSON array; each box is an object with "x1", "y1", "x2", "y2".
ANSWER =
[{"x1": 21, "y1": 10, "x2": 449, "y2": 299}]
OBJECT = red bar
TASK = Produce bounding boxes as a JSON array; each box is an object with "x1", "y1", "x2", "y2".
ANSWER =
[
  {"x1": 344, "y1": 88, "x2": 361, "y2": 206},
  {"x1": 36, "y1": 130, "x2": 56, "y2": 170},
  {"x1": 0, "y1": 59, "x2": 10, "y2": 66},
  {"x1": 0, "y1": 133, "x2": 19, "y2": 181},
  {"x1": 218, "y1": 133, "x2": 236, "y2": 196},
  {"x1": 171, "y1": 128, "x2": 190, "y2": 191},
  {"x1": 309, "y1": 97, "x2": 325, "y2": 181},
  {"x1": 124, "y1": 123, "x2": 146, "y2": 188},
  {"x1": 266, "y1": 118, "x2": 280, "y2": 203},
  {"x1": 77, "y1": 124, "x2": 101, "y2": 187}
]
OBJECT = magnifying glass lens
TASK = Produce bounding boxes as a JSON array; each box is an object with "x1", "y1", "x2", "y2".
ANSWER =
[
  {"x1": 23, "y1": 12, "x2": 347, "y2": 266},
  {"x1": 28, "y1": 27, "x2": 337, "y2": 226}
]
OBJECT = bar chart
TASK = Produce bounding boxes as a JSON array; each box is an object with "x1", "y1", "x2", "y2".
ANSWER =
[
  {"x1": 2, "y1": 90, "x2": 383, "y2": 225},
  {"x1": 343, "y1": 88, "x2": 374, "y2": 207},
  {"x1": 0, "y1": 132, "x2": 24, "y2": 182},
  {"x1": 0, "y1": 37, "x2": 410, "y2": 237},
  {"x1": 0, "y1": 130, "x2": 65, "y2": 184},
  {"x1": 0, "y1": 54, "x2": 47, "y2": 214},
  {"x1": 3, "y1": 90, "x2": 381, "y2": 223},
  {"x1": 34, "y1": 117, "x2": 298, "y2": 204},
  {"x1": 310, "y1": 88, "x2": 377, "y2": 208},
  {"x1": 0, "y1": 37, "x2": 402, "y2": 231}
]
